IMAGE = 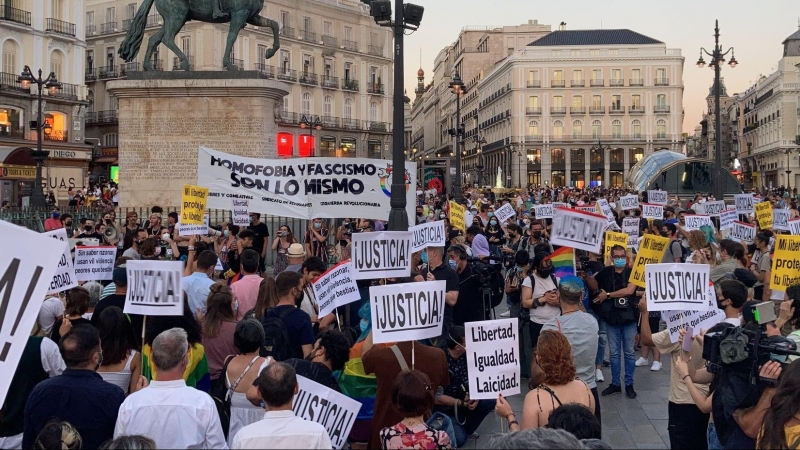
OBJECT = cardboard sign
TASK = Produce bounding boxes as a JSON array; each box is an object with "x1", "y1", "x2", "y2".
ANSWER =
[
  {"x1": 683, "y1": 215, "x2": 713, "y2": 231},
  {"x1": 549, "y1": 207, "x2": 607, "y2": 254},
  {"x1": 604, "y1": 231, "x2": 629, "y2": 263},
  {"x1": 180, "y1": 184, "x2": 209, "y2": 225},
  {"x1": 703, "y1": 201, "x2": 726, "y2": 217},
  {"x1": 773, "y1": 209, "x2": 791, "y2": 232},
  {"x1": 466, "y1": 318, "x2": 521, "y2": 400},
  {"x1": 731, "y1": 221, "x2": 755, "y2": 244},
  {"x1": 494, "y1": 203, "x2": 516, "y2": 223},
  {"x1": 755, "y1": 202, "x2": 773, "y2": 230},
  {"x1": 619, "y1": 195, "x2": 640, "y2": 211},
  {"x1": 177, "y1": 212, "x2": 210, "y2": 236},
  {"x1": 576, "y1": 206, "x2": 597, "y2": 214},
  {"x1": 595, "y1": 199, "x2": 615, "y2": 224},
  {"x1": 409, "y1": 221, "x2": 446, "y2": 253},
  {"x1": 43, "y1": 228, "x2": 78, "y2": 295},
  {"x1": 642, "y1": 203, "x2": 664, "y2": 220},
  {"x1": 449, "y1": 201, "x2": 466, "y2": 231},
  {"x1": 789, "y1": 218, "x2": 800, "y2": 235},
  {"x1": 369, "y1": 281, "x2": 445, "y2": 344},
  {"x1": 720, "y1": 208, "x2": 737, "y2": 231},
  {"x1": 629, "y1": 234, "x2": 670, "y2": 288},
  {"x1": 622, "y1": 217, "x2": 640, "y2": 235},
  {"x1": 647, "y1": 190, "x2": 668, "y2": 205},
  {"x1": 0, "y1": 221, "x2": 64, "y2": 406},
  {"x1": 663, "y1": 309, "x2": 726, "y2": 343},
  {"x1": 735, "y1": 194, "x2": 755, "y2": 214},
  {"x1": 231, "y1": 198, "x2": 250, "y2": 227},
  {"x1": 533, "y1": 204, "x2": 554, "y2": 219},
  {"x1": 350, "y1": 231, "x2": 412, "y2": 280},
  {"x1": 313, "y1": 260, "x2": 362, "y2": 318},
  {"x1": 73, "y1": 246, "x2": 116, "y2": 281},
  {"x1": 645, "y1": 263, "x2": 712, "y2": 312},
  {"x1": 124, "y1": 260, "x2": 184, "y2": 316},
  {"x1": 770, "y1": 235, "x2": 800, "y2": 291},
  {"x1": 293, "y1": 375, "x2": 361, "y2": 449}
]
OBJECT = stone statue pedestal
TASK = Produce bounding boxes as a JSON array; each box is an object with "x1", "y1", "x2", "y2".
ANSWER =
[{"x1": 107, "y1": 71, "x2": 289, "y2": 208}]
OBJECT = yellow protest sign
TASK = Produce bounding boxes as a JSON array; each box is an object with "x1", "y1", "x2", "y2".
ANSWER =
[
  {"x1": 449, "y1": 201, "x2": 466, "y2": 231},
  {"x1": 629, "y1": 234, "x2": 670, "y2": 288},
  {"x1": 770, "y1": 235, "x2": 800, "y2": 291},
  {"x1": 604, "y1": 231, "x2": 629, "y2": 263},
  {"x1": 181, "y1": 184, "x2": 209, "y2": 225},
  {"x1": 755, "y1": 201, "x2": 773, "y2": 230}
]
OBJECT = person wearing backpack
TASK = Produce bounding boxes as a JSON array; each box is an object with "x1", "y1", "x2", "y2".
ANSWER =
[
  {"x1": 521, "y1": 252, "x2": 561, "y2": 350},
  {"x1": 259, "y1": 271, "x2": 315, "y2": 362}
]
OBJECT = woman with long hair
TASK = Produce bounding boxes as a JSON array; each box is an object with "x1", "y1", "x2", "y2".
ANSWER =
[
  {"x1": 96, "y1": 306, "x2": 141, "y2": 395},
  {"x1": 51, "y1": 287, "x2": 92, "y2": 343},
  {"x1": 271, "y1": 224, "x2": 297, "y2": 276},
  {"x1": 484, "y1": 215, "x2": 506, "y2": 257},
  {"x1": 495, "y1": 330, "x2": 595, "y2": 430},
  {"x1": 248, "y1": 277, "x2": 278, "y2": 321},
  {"x1": 214, "y1": 223, "x2": 239, "y2": 271},
  {"x1": 758, "y1": 359, "x2": 800, "y2": 448},
  {"x1": 201, "y1": 285, "x2": 239, "y2": 388}
]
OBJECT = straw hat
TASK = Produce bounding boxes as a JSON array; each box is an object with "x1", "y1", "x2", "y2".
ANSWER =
[{"x1": 287, "y1": 243, "x2": 306, "y2": 257}]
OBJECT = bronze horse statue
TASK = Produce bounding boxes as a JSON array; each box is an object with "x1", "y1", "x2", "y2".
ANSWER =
[{"x1": 118, "y1": 0, "x2": 280, "y2": 70}]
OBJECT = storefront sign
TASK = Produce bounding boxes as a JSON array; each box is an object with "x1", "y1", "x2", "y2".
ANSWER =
[
  {"x1": 48, "y1": 150, "x2": 91, "y2": 160},
  {"x1": 0, "y1": 165, "x2": 36, "y2": 179}
]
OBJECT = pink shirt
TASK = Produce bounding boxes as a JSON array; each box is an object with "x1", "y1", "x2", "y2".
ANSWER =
[{"x1": 232, "y1": 274, "x2": 262, "y2": 320}]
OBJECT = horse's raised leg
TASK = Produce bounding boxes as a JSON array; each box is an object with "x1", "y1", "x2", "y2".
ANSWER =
[
  {"x1": 223, "y1": 10, "x2": 248, "y2": 70},
  {"x1": 246, "y1": 16, "x2": 280, "y2": 59},
  {"x1": 142, "y1": 27, "x2": 165, "y2": 70},
  {"x1": 160, "y1": 15, "x2": 189, "y2": 70}
]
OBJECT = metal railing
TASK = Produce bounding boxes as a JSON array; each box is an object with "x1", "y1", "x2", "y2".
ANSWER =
[
  {"x1": 570, "y1": 79, "x2": 585, "y2": 87},
  {"x1": 278, "y1": 111, "x2": 298, "y2": 124},
  {"x1": 589, "y1": 106, "x2": 606, "y2": 114},
  {"x1": 43, "y1": 130, "x2": 68, "y2": 142},
  {"x1": 49, "y1": 82, "x2": 80, "y2": 100},
  {"x1": 366, "y1": 121, "x2": 388, "y2": 132},
  {"x1": 628, "y1": 106, "x2": 645, "y2": 114},
  {"x1": 0, "y1": 128, "x2": 24, "y2": 139},
  {"x1": 0, "y1": 72, "x2": 27, "y2": 92},
  {"x1": 122, "y1": 18, "x2": 133, "y2": 31},
  {"x1": 367, "y1": 45, "x2": 383, "y2": 57},
  {"x1": 85, "y1": 67, "x2": 97, "y2": 81},
  {"x1": 609, "y1": 106, "x2": 624, "y2": 114},
  {"x1": 609, "y1": 79, "x2": 624, "y2": 87},
  {"x1": 654, "y1": 105, "x2": 671, "y2": 113},
  {"x1": 525, "y1": 107, "x2": 542, "y2": 115},
  {"x1": 321, "y1": 116, "x2": 339, "y2": 128},
  {"x1": 280, "y1": 26, "x2": 295, "y2": 38},
  {"x1": 342, "y1": 78, "x2": 359, "y2": 91},
  {"x1": 98, "y1": 110, "x2": 118, "y2": 123},
  {"x1": 172, "y1": 56, "x2": 194, "y2": 70},
  {"x1": 85, "y1": 111, "x2": 98, "y2": 124},
  {"x1": 342, "y1": 39, "x2": 358, "y2": 52},
  {"x1": 550, "y1": 107, "x2": 566, "y2": 114},
  {"x1": 229, "y1": 58, "x2": 244, "y2": 70},
  {"x1": 322, "y1": 35, "x2": 337, "y2": 47},
  {"x1": 526, "y1": 80, "x2": 541, "y2": 88},
  {"x1": 590, "y1": 79, "x2": 604, "y2": 87},
  {"x1": 100, "y1": 21, "x2": 117, "y2": 34},
  {"x1": 277, "y1": 67, "x2": 297, "y2": 81},
  {"x1": 551, "y1": 80, "x2": 565, "y2": 88},
  {"x1": 300, "y1": 29, "x2": 316, "y2": 42},
  {"x1": 654, "y1": 78, "x2": 669, "y2": 86},
  {"x1": 367, "y1": 83, "x2": 384, "y2": 94},
  {"x1": 0, "y1": 6, "x2": 31, "y2": 25},
  {"x1": 570, "y1": 106, "x2": 586, "y2": 114},
  {"x1": 342, "y1": 118, "x2": 359, "y2": 130},
  {"x1": 629, "y1": 79, "x2": 644, "y2": 87},
  {"x1": 98, "y1": 65, "x2": 117, "y2": 79},
  {"x1": 46, "y1": 17, "x2": 76, "y2": 36},
  {"x1": 299, "y1": 72, "x2": 318, "y2": 85},
  {"x1": 146, "y1": 13, "x2": 162, "y2": 27},
  {"x1": 85, "y1": 24, "x2": 96, "y2": 35},
  {"x1": 120, "y1": 62, "x2": 139, "y2": 75},
  {"x1": 255, "y1": 63, "x2": 275, "y2": 78},
  {"x1": 149, "y1": 59, "x2": 164, "y2": 71},
  {"x1": 321, "y1": 76, "x2": 338, "y2": 89}
]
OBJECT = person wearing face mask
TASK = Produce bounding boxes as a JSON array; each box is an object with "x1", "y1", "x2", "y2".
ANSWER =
[
  {"x1": 122, "y1": 229, "x2": 148, "y2": 260},
  {"x1": 521, "y1": 220, "x2": 554, "y2": 260},
  {"x1": 260, "y1": 271, "x2": 315, "y2": 361},
  {"x1": 521, "y1": 252, "x2": 561, "y2": 350},
  {"x1": 660, "y1": 223, "x2": 683, "y2": 264},
  {"x1": 304, "y1": 218, "x2": 329, "y2": 266},
  {"x1": 446, "y1": 244, "x2": 484, "y2": 326},
  {"x1": 76, "y1": 218, "x2": 104, "y2": 240},
  {"x1": 421, "y1": 247, "x2": 460, "y2": 339},
  {"x1": 44, "y1": 207, "x2": 63, "y2": 231},
  {"x1": 485, "y1": 216, "x2": 506, "y2": 257}
]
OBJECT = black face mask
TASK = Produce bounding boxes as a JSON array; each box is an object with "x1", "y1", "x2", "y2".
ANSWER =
[
  {"x1": 538, "y1": 266, "x2": 554, "y2": 278},
  {"x1": 660, "y1": 231, "x2": 669, "y2": 237},
  {"x1": 531, "y1": 231, "x2": 542, "y2": 239},
  {"x1": 84, "y1": 226, "x2": 93, "y2": 232}
]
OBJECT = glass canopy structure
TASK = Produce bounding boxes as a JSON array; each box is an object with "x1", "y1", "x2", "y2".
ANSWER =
[{"x1": 627, "y1": 151, "x2": 740, "y2": 196}]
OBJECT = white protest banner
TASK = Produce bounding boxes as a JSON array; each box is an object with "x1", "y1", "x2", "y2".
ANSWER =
[
  {"x1": 663, "y1": 309, "x2": 726, "y2": 343},
  {"x1": 720, "y1": 208, "x2": 737, "y2": 231},
  {"x1": 647, "y1": 190, "x2": 668, "y2": 205},
  {"x1": 595, "y1": 199, "x2": 615, "y2": 224},
  {"x1": 642, "y1": 203, "x2": 664, "y2": 220},
  {"x1": 790, "y1": 218, "x2": 800, "y2": 235},
  {"x1": 619, "y1": 195, "x2": 640, "y2": 211},
  {"x1": 493, "y1": 203, "x2": 516, "y2": 223},
  {"x1": 533, "y1": 203, "x2": 554, "y2": 219},
  {"x1": 622, "y1": 217, "x2": 640, "y2": 235},
  {"x1": 351, "y1": 231, "x2": 412, "y2": 280},
  {"x1": 231, "y1": 199, "x2": 250, "y2": 227},
  {"x1": 43, "y1": 228, "x2": 78, "y2": 294},
  {"x1": 313, "y1": 260, "x2": 361, "y2": 318},
  {"x1": 0, "y1": 221, "x2": 63, "y2": 406},
  {"x1": 124, "y1": 260, "x2": 184, "y2": 316},
  {"x1": 369, "y1": 281, "x2": 445, "y2": 344},
  {"x1": 549, "y1": 207, "x2": 606, "y2": 254},
  {"x1": 773, "y1": 208, "x2": 791, "y2": 232},
  {"x1": 645, "y1": 263, "x2": 712, "y2": 312},
  {"x1": 73, "y1": 246, "x2": 116, "y2": 281},
  {"x1": 466, "y1": 318, "x2": 521, "y2": 400},
  {"x1": 177, "y1": 212, "x2": 210, "y2": 235},
  {"x1": 553, "y1": 202, "x2": 570, "y2": 209},
  {"x1": 731, "y1": 221, "x2": 756, "y2": 244},
  {"x1": 703, "y1": 201, "x2": 726, "y2": 217},
  {"x1": 409, "y1": 221, "x2": 446, "y2": 253},
  {"x1": 576, "y1": 206, "x2": 597, "y2": 214},
  {"x1": 294, "y1": 375, "x2": 361, "y2": 449},
  {"x1": 683, "y1": 214, "x2": 714, "y2": 231},
  {"x1": 198, "y1": 146, "x2": 417, "y2": 222},
  {"x1": 735, "y1": 193, "x2": 755, "y2": 214}
]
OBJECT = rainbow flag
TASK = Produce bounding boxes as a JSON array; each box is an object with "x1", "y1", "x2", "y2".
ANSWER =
[{"x1": 546, "y1": 246, "x2": 575, "y2": 279}]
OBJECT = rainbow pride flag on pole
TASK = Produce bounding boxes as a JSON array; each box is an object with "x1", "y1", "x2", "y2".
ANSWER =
[{"x1": 545, "y1": 246, "x2": 576, "y2": 278}]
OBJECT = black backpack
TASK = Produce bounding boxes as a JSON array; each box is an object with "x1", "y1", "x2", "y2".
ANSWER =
[{"x1": 259, "y1": 307, "x2": 299, "y2": 361}]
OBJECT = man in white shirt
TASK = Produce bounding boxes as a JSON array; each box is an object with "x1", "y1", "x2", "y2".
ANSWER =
[
  {"x1": 183, "y1": 250, "x2": 218, "y2": 315},
  {"x1": 114, "y1": 328, "x2": 227, "y2": 449},
  {"x1": 232, "y1": 362, "x2": 331, "y2": 449}
]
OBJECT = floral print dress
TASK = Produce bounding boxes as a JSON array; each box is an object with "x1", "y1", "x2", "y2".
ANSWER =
[{"x1": 380, "y1": 422, "x2": 452, "y2": 450}]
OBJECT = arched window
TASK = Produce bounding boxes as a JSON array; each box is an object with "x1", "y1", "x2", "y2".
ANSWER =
[
  {"x1": 2, "y1": 39, "x2": 19, "y2": 74},
  {"x1": 344, "y1": 98, "x2": 352, "y2": 119},
  {"x1": 552, "y1": 120, "x2": 563, "y2": 138},
  {"x1": 632, "y1": 119, "x2": 642, "y2": 138},
  {"x1": 657, "y1": 119, "x2": 667, "y2": 138},
  {"x1": 528, "y1": 120, "x2": 539, "y2": 137},
  {"x1": 301, "y1": 92, "x2": 311, "y2": 115},
  {"x1": 591, "y1": 120, "x2": 602, "y2": 139},
  {"x1": 50, "y1": 50, "x2": 64, "y2": 80},
  {"x1": 611, "y1": 119, "x2": 622, "y2": 138},
  {"x1": 323, "y1": 96, "x2": 332, "y2": 118},
  {"x1": 572, "y1": 120, "x2": 582, "y2": 138},
  {"x1": 103, "y1": 132, "x2": 118, "y2": 147},
  {"x1": 369, "y1": 101, "x2": 378, "y2": 122}
]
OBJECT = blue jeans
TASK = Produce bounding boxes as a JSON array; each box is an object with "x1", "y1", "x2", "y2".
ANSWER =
[
  {"x1": 589, "y1": 310, "x2": 607, "y2": 366},
  {"x1": 449, "y1": 400, "x2": 495, "y2": 447},
  {"x1": 607, "y1": 321, "x2": 637, "y2": 386},
  {"x1": 707, "y1": 422, "x2": 722, "y2": 450}
]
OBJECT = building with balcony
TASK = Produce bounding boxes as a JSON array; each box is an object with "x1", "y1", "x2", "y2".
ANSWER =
[
  {"x1": 1, "y1": 0, "x2": 92, "y2": 205},
  {"x1": 735, "y1": 26, "x2": 800, "y2": 191},
  {"x1": 84, "y1": 0, "x2": 393, "y2": 174}
]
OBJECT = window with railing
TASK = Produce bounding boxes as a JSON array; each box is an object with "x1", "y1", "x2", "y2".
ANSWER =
[
  {"x1": 572, "y1": 120, "x2": 582, "y2": 138},
  {"x1": 552, "y1": 121, "x2": 563, "y2": 139},
  {"x1": 1, "y1": 5, "x2": 32, "y2": 26},
  {"x1": 611, "y1": 120, "x2": 622, "y2": 138},
  {"x1": 632, "y1": 119, "x2": 642, "y2": 138},
  {"x1": 592, "y1": 120, "x2": 602, "y2": 139},
  {"x1": 656, "y1": 119, "x2": 667, "y2": 138},
  {"x1": 528, "y1": 121, "x2": 539, "y2": 137}
]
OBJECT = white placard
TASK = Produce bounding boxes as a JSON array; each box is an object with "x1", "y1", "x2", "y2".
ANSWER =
[
  {"x1": 576, "y1": 206, "x2": 597, "y2": 214},
  {"x1": 231, "y1": 199, "x2": 250, "y2": 227},
  {"x1": 663, "y1": 309, "x2": 726, "y2": 343},
  {"x1": 124, "y1": 260, "x2": 184, "y2": 316},
  {"x1": 683, "y1": 214, "x2": 713, "y2": 231},
  {"x1": 533, "y1": 204, "x2": 554, "y2": 219},
  {"x1": 43, "y1": 228, "x2": 78, "y2": 294},
  {"x1": 493, "y1": 203, "x2": 516, "y2": 223},
  {"x1": 350, "y1": 231, "x2": 412, "y2": 280},
  {"x1": 313, "y1": 260, "x2": 361, "y2": 318},
  {"x1": 553, "y1": 202, "x2": 570, "y2": 209},
  {"x1": 619, "y1": 195, "x2": 640, "y2": 211},
  {"x1": 773, "y1": 209, "x2": 791, "y2": 231},
  {"x1": 789, "y1": 218, "x2": 800, "y2": 235},
  {"x1": 731, "y1": 221, "x2": 755, "y2": 244},
  {"x1": 73, "y1": 246, "x2": 116, "y2": 281},
  {"x1": 622, "y1": 217, "x2": 640, "y2": 235},
  {"x1": 647, "y1": 190, "x2": 668, "y2": 205},
  {"x1": 735, "y1": 194, "x2": 755, "y2": 214},
  {"x1": 466, "y1": 318, "x2": 521, "y2": 400},
  {"x1": 645, "y1": 263, "x2": 712, "y2": 312},
  {"x1": 642, "y1": 203, "x2": 664, "y2": 220},
  {"x1": 293, "y1": 375, "x2": 361, "y2": 449},
  {"x1": 704, "y1": 201, "x2": 726, "y2": 217},
  {"x1": 549, "y1": 207, "x2": 606, "y2": 254},
  {"x1": 596, "y1": 199, "x2": 615, "y2": 224},
  {"x1": 409, "y1": 221, "x2": 446, "y2": 253},
  {"x1": 719, "y1": 209, "x2": 737, "y2": 231},
  {"x1": 0, "y1": 221, "x2": 63, "y2": 407},
  {"x1": 177, "y1": 212, "x2": 210, "y2": 235},
  {"x1": 369, "y1": 281, "x2": 445, "y2": 344}
]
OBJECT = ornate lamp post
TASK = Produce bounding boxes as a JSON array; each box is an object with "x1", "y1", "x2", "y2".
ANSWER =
[
  {"x1": 449, "y1": 72, "x2": 466, "y2": 203},
  {"x1": 299, "y1": 115, "x2": 323, "y2": 156},
  {"x1": 475, "y1": 135, "x2": 486, "y2": 187},
  {"x1": 18, "y1": 66, "x2": 60, "y2": 208}
]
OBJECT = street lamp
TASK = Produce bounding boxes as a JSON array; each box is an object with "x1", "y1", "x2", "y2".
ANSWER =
[
  {"x1": 697, "y1": 20, "x2": 738, "y2": 201},
  {"x1": 18, "y1": 66, "x2": 60, "y2": 208},
  {"x1": 473, "y1": 135, "x2": 486, "y2": 187},
  {"x1": 300, "y1": 115, "x2": 322, "y2": 156},
  {"x1": 785, "y1": 149, "x2": 794, "y2": 195},
  {"x1": 449, "y1": 72, "x2": 466, "y2": 203}
]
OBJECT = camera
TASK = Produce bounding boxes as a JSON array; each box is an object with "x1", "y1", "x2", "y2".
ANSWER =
[{"x1": 465, "y1": 256, "x2": 505, "y2": 310}]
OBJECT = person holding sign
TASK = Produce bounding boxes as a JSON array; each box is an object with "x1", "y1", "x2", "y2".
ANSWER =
[
  {"x1": 420, "y1": 247, "x2": 460, "y2": 339},
  {"x1": 521, "y1": 252, "x2": 561, "y2": 349},
  {"x1": 750, "y1": 232, "x2": 773, "y2": 301}
]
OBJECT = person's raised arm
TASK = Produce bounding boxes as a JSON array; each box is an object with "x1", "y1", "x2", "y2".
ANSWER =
[{"x1": 734, "y1": 361, "x2": 781, "y2": 438}]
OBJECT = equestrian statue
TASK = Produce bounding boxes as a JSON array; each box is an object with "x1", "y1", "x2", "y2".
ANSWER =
[{"x1": 118, "y1": 0, "x2": 280, "y2": 71}]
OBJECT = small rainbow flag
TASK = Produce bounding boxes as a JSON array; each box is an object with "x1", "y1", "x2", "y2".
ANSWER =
[{"x1": 545, "y1": 246, "x2": 575, "y2": 279}]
